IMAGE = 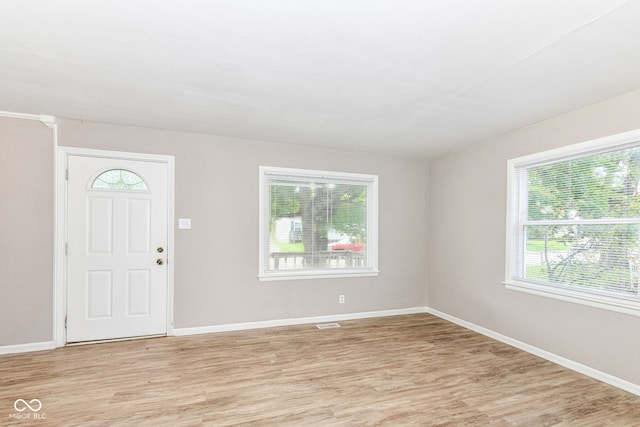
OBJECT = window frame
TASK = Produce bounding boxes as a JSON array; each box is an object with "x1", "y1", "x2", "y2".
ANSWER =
[
  {"x1": 505, "y1": 129, "x2": 640, "y2": 317},
  {"x1": 259, "y1": 166, "x2": 379, "y2": 281}
]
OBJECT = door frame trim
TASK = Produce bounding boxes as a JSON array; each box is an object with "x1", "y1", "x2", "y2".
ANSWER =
[{"x1": 55, "y1": 146, "x2": 175, "y2": 347}]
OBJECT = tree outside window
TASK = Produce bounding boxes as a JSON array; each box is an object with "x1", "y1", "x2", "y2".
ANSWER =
[
  {"x1": 515, "y1": 144, "x2": 640, "y2": 298},
  {"x1": 260, "y1": 167, "x2": 378, "y2": 280}
]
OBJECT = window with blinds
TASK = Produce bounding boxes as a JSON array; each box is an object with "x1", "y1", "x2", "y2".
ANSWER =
[
  {"x1": 259, "y1": 166, "x2": 378, "y2": 280},
  {"x1": 506, "y1": 130, "x2": 640, "y2": 316}
]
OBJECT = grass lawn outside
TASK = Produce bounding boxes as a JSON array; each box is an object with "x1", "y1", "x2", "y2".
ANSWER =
[
  {"x1": 272, "y1": 241, "x2": 305, "y2": 252},
  {"x1": 525, "y1": 264, "x2": 637, "y2": 295},
  {"x1": 526, "y1": 240, "x2": 570, "y2": 252}
]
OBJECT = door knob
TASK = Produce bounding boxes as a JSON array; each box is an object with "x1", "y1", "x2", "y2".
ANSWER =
[{"x1": 156, "y1": 259, "x2": 164, "y2": 265}]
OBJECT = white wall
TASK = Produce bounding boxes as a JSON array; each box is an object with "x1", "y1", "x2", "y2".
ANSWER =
[
  {"x1": 0, "y1": 117, "x2": 54, "y2": 346},
  {"x1": 1, "y1": 116, "x2": 429, "y2": 346},
  {"x1": 428, "y1": 88, "x2": 640, "y2": 386},
  {"x1": 57, "y1": 119, "x2": 429, "y2": 329}
]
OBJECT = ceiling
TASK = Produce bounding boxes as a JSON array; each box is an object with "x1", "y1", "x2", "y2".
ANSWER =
[{"x1": 1, "y1": 0, "x2": 640, "y2": 158}]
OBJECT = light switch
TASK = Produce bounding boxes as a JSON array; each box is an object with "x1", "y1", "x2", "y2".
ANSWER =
[{"x1": 178, "y1": 218, "x2": 192, "y2": 229}]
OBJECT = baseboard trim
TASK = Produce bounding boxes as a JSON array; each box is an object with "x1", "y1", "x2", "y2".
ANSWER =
[
  {"x1": 0, "y1": 341, "x2": 56, "y2": 355},
  {"x1": 425, "y1": 307, "x2": 640, "y2": 397},
  {"x1": 173, "y1": 307, "x2": 428, "y2": 336}
]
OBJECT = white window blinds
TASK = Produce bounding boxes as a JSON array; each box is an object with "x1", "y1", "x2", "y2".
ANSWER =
[
  {"x1": 259, "y1": 167, "x2": 378, "y2": 280},
  {"x1": 514, "y1": 144, "x2": 640, "y2": 299}
]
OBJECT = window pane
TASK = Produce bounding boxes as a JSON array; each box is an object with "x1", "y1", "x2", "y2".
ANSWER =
[
  {"x1": 527, "y1": 147, "x2": 640, "y2": 221},
  {"x1": 524, "y1": 224, "x2": 640, "y2": 296},
  {"x1": 267, "y1": 176, "x2": 368, "y2": 272},
  {"x1": 91, "y1": 169, "x2": 148, "y2": 191},
  {"x1": 508, "y1": 132, "x2": 640, "y2": 314}
]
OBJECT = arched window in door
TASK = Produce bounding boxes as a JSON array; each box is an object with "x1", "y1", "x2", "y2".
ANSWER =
[{"x1": 90, "y1": 169, "x2": 149, "y2": 191}]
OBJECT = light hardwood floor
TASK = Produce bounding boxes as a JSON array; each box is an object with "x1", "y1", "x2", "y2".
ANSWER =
[{"x1": 2, "y1": 313, "x2": 640, "y2": 426}]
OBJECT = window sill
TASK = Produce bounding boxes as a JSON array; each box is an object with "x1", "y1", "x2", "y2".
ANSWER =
[
  {"x1": 504, "y1": 279, "x2": 640, "y2": 318},
  {"x1": 259, "y1": 270, "x2": 380, "y2": 282}
]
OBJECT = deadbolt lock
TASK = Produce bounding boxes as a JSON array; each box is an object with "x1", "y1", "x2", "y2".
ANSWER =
[{"x1": 157, "y1": 247, "x2": 164, "y2": 253}]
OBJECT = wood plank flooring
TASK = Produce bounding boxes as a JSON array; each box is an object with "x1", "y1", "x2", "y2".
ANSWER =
[{"x1": 1, "y1": 313, "x2": 640, "y2": 426}]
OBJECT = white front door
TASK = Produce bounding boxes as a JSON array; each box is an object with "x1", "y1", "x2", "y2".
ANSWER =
[{"x1": 66, "y1": 154, "x2": 169, "y2": 343}]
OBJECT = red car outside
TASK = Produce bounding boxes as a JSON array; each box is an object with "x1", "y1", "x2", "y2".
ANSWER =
[{"x1": 329, "y1": 239, "x2": 365, "y2": 252}]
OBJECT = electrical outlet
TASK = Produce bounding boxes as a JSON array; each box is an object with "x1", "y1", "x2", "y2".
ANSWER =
[{"x1": 339, "y1": 295, "x2": 345, "y2": 304}]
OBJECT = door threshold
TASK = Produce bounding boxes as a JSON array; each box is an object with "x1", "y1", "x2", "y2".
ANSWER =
[{"x1": 66, "y1": 334, "x2": 166, "y2": 346}]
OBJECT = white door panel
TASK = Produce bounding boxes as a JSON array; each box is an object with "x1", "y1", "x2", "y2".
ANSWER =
[
  {"x1": 66, "y1": 155, "x2": 168, "y2": 343},
  {"x1": 128, "y1": 198, "x2": 151, "y2": 253},
  {"x1": 86, "y1": 270, "x2": 112, "y2": 318},
  {"x1": 87, "y1": 197, "x2": 113, "y2": 253}
]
